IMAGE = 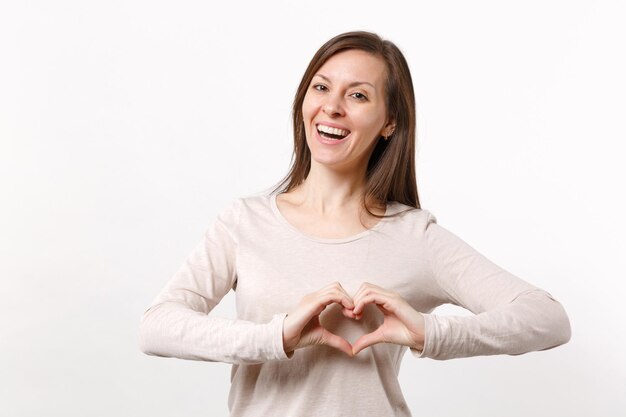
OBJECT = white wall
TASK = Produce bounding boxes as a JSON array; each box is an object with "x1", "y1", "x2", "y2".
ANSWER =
[{"x1": 1, "y1": 1, "x2": 624, "y2": 416}]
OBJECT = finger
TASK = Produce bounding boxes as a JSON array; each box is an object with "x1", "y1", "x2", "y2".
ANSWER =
[
  {"x1": 322, "y1": 289, "x2": 354, "y2": 310},
  {"x1": 352, "y1": 282, "x2": 394, "y2": 309},
  {"x1": 321, "y1": 329, "x2": 354, "y2": 357},
  {"x1": 291, "y1": 293, "x2": 352, "y2": 326},
  {"x1": 352, "y1": 282, "x2": 371, "y2": 302},
  {"x1": 341, "y1": 307, "x2": 356, "y2": 319},
  {"x1": 319, "y1": 289, "x2": 354, "y2": 311},
  {"x1": 353, "y1": 281, "x2": 389, "y2": 295},
  {"x1": 306, "y1": 291, "x2": 350, "y2": 314},
  {"x1": 351, "y1": 287, "x2": 370, "y2": 315},
  {"x1": 319, "y1": 282, "x2": 353, "y2": 302},
  {"x1": 352, "y1": 327, "x2": 384, "y2": 355},
  {"x1": 353, "y1": 290, "x2": 392, "y2": 316},
  {"x1": 291, "y1": 293, "x2": 349, "y2": 329},
  {"x1": 325, "y1": 282, "x2": 355, "y2": 309}
]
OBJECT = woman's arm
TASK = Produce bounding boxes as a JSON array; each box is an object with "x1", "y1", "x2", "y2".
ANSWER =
[
  {"x1": 414, "y1": 211, "x2": 571, "y2": 360},
  {"x1": 137, "y1": 199, "x2": 290, "y2": 364}
]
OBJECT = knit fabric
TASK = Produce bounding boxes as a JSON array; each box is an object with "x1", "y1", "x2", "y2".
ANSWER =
[{"x1": 138, "y1": 193, "x2": 571, "y2": 416}]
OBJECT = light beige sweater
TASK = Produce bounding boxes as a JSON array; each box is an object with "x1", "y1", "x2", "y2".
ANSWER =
[{"x1": 138, "y1": 193, "x2": 571, "y2": 417}]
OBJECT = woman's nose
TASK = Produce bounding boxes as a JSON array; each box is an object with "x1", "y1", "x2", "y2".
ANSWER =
[{"x1": 322, "y1": 94, "x2": 345, "y2": 117}]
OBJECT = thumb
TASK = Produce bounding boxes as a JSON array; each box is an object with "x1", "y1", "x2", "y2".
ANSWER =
[
  {"x1": 352, "y1": 327, "x2": 384, "y2": 355},
  {"x1": 320, "y1": 329, "x2": 354, "y2": 357}
]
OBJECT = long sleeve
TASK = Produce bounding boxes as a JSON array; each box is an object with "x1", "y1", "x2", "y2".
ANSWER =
[
  {"x1": 137, "y1": 199, "x2": 290, "y2": 364},
  {"x1": 413, "y1": 211, "x2": 571, "y2": 360}
]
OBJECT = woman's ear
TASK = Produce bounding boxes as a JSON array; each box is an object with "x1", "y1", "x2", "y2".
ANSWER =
[{"x1": 381, "y1": 120, "x2": 396, "y2": 139}]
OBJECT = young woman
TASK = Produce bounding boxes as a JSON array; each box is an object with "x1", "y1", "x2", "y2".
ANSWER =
[{"x1": 138, "y1": 31, "x2": 571, "y2": 417}]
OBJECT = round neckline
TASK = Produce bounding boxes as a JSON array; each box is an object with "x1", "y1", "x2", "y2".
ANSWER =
[{"x1": 269, "y1": 193, "x2": 392, "y2": 244}]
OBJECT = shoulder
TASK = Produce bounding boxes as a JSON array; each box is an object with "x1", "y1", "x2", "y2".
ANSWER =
[
  {"x1": 213, "y1": 193, "x2": 276, "y2": 232},
  {"x1": 215, "y1": 193, "x2": 269, "y2": 217},
  {"x1": 386, "y1": 201, "x2": 438, "y2": 233},
  {"x1": 234, "y1": 193, "x2": 275, "y2": 224}
]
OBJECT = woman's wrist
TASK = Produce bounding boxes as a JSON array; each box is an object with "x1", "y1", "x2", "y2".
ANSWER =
[
  {"x1": 281, "y1": 314, "x2": 297, "y2": 353},
  {"x1": 410, "y1": 312, "x2": 426, "y2": 351}
]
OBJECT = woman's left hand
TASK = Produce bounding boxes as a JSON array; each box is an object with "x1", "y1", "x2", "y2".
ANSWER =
[{"x1": 351, "y1": 282, "x2": 425, "y2": 355}]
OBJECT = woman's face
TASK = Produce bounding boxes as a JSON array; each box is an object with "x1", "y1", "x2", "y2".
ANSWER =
[{"x1": 302, "y1": 49, "x2": 394, "y2": 173}]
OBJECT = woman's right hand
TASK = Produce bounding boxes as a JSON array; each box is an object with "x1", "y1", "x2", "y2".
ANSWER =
[{"x1": 282, "y1": 282, "x2": 356, "y2": 357}]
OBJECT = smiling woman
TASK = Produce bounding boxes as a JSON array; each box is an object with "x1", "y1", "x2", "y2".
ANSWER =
[
  {"x1": 138, "y1": 31, "x2": 571, "y2": 417},
  {"x1": 302, "y1": 49, "x2": 394, "y2": 172}
]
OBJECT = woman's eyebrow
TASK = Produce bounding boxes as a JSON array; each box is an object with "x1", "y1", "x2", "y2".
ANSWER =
[{"x1": 314, "y1": 73, "x2": 375, "y2": 89}]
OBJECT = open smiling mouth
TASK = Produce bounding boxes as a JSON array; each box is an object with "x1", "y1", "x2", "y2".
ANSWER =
[{"x1": 316, "y1": 124, "x2": 351, "y2": 140}]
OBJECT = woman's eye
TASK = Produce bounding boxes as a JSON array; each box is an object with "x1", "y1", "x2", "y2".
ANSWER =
[
  {"x1": 313, "y1": 84, "x2": 327, "y2": 91},
  {"x1": 351, "y1": 92, "x2": 368, "y2": 101}
]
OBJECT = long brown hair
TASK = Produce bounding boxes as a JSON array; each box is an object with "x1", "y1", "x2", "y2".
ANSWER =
[{"x1": 269, "y1": 31, "x2": 421, "y2": 218}]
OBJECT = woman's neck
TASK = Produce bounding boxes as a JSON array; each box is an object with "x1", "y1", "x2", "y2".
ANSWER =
[{"x1": 287, "y1": 169, "x2": 384, "y2": 215}]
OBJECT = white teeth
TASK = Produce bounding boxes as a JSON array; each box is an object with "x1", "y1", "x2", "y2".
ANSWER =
[{"x1": 316, "y1": 124, "x2": 350, "y2": 137}]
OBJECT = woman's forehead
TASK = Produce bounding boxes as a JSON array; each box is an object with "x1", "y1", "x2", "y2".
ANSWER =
[{"x1": 315, "y1": 50, "x2": 387, "y2": 88}]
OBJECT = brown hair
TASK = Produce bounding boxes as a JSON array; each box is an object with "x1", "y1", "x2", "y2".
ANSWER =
[{"x1": 269, "y1": 31, "x2": 421, "y2": 218}]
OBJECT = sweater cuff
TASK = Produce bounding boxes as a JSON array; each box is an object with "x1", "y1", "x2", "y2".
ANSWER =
[
  {"x1": 269, "y1": 312, "x2": 294, "y2": 361},
  {"x1": 409, "y1": 313, "x2": 434, "y2": 359}
]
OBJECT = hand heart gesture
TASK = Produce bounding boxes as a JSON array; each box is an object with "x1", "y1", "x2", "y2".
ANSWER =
[
  {"x1": 282, "y1": 282, "x2": 357, "y2": 357},
  {"x1": 351, "y1": 282, "x2": 425, "y2": 355},
  {"x1": 282, "y1": 282, "x2": 425, "y2": 357}
]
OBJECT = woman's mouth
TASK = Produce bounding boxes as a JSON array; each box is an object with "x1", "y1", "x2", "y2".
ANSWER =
[{"x1": 316, "y1": 124, "x2": 350, "y2": 140}]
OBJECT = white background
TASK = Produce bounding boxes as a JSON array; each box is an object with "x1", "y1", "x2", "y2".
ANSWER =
[{"x1": 1, "y1": 1, "x2": 625, "y2": 416}]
